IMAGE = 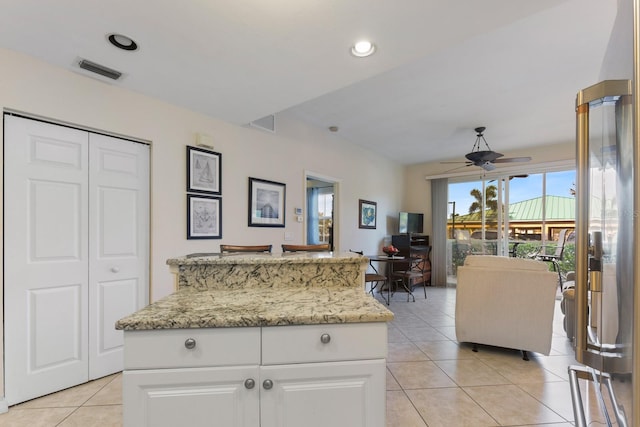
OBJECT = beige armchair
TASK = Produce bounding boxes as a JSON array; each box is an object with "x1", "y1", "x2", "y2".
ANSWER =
[{"x1": 455, "y1": 255, "x2": 558, "y2": 359}]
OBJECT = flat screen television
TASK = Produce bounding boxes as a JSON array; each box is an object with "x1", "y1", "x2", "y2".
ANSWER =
[{"x1": 398, "y1": 212, "x2": 424, "y2": 234}]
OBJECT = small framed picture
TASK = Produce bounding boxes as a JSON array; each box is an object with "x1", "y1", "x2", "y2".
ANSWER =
[
  {"x1": 187, "y1": 194, "x2": 222, "y2": 239},
  {"x1": 248, "y1": 177, "x2": 286, "y2": 227},
  {"x1": 359, "y1": 199, "x2": 377, "y2": 229},
  {"x1": 187, "y1": 146, "x2": 221, "y2": 195}
]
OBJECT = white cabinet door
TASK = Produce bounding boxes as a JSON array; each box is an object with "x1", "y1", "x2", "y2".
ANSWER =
[
  {"x1": 123, "y1": 366, "x2": 260, "y2": 427},
  {"x1": 88, "y1": 133, "x2": 149, "y2": 379},
  {"x1": 4, "y1": 116, "x2": 90, "y2": 405},
  {"x1": 260, "y1": 359, "x2": 386, "y2": 427}
]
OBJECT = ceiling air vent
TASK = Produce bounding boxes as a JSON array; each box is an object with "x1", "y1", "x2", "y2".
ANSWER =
[
  {"x1": 78, "y1": 59, "x2": 122, "y2": 80},
  {"x1": 249, "y1": 114, "x2": 276, "y2": 133}
]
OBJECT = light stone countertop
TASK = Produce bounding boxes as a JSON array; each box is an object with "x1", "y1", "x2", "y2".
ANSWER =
[
  {"x1": 166, "y1": 251, "x2": 363, "y2": 266},
  {"x1": 115, "y1": 286, "x2": 393, "y2": 330},
  {"x1": 168, "y1": 251, "x2": 369, "y2": 290}
]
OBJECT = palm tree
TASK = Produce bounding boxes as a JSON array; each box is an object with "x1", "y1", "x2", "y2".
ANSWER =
[{"x1": 468, "y1": 185, "x2": 498, "y2": 215}]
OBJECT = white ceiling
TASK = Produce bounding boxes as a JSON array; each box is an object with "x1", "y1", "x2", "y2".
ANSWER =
[{"x1": 0, "y1": 0, "x2": 622, "y2": 165}]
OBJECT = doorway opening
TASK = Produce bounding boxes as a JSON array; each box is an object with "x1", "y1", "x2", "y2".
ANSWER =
[{"x1": 305, "y1": 172, "x2": 339, "y2": 251}]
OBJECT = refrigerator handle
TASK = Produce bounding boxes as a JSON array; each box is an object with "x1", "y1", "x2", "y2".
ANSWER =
[
  {"x1": 568, "y1": 365, "x2": 588, "y2": 427},
  {"x1": 569, "y1": 365, "x2": 627, "y2": 427},
  {"x1": 574, "y1": 98, "x2": 590, "y2": 365}
]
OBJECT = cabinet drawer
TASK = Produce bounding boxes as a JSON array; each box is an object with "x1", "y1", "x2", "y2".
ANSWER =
[
  {"x1": 262, "y1": 322, "x2": 387, "y2": 365},
  {"x1": 124, "y1": 327, "x2": 261, "y2": 369}
]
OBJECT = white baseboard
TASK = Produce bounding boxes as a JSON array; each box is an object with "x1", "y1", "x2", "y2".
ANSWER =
[{"x1": 0, "y1": 397, "x2": 8, "y2": 413}]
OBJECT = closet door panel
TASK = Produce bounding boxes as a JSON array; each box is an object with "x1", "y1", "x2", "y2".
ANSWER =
[
  {"x1": 89, "y1": 133, "x2": 149, "y2": 379},
  {"x1": 4, "y1": 115, "x2": 90, "y2": 405},
  {"x1": 97, "y1": 278, "x2": 139, "y2": 354},
  {"x1": 4, "y1": 115, "x2": 150, "y2": 403}
]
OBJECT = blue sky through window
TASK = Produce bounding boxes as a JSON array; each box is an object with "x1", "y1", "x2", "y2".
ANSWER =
[{"x1": 448, "y1": 170, "x2": 575, "y2": 217}]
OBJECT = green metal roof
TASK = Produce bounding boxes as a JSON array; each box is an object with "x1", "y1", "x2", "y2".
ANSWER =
[{"x1": 454, "y1": 195, "x2": 575, "y2": 222}]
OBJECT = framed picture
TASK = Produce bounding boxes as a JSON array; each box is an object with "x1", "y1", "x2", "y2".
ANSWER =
[
  {"x1": 187, "y1": 146, "x2": 221, "y2": 195},
  {"x1": 359, "y1": 199, "x2": 377, "y2": 229},
  {"x1": 187, "y1": 194, "x2": 222, "y2": 239},
  {"x1": 248, "y1": 177, "x2": 286, "y2": 227}
]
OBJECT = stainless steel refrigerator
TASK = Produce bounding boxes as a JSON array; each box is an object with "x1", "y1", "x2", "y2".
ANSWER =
[{"x1": 570, "y1": 78, "x2": 638, "y2": 426}]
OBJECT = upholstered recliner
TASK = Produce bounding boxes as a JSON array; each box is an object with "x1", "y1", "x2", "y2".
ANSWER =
[{"x1": 455, "y1": 255, "x2": 558, "y2": 359}]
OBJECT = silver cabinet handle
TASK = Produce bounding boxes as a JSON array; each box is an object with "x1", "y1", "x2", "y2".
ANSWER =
[
  {"x1": 320, "y1": 333, "x2": 331, "y2": 344},
  {"x1": 244, "y1": 378, "x2": 255, "y2": 389},
  {"x1": 184, "y1": 338, "x2": 196, "y2": 349},
  {"x1": 110, "y1": 267, "x2": 120, "y2": 273},
  {"x1": 262, "y1": 379, "x2": 273, "y2": 390}
]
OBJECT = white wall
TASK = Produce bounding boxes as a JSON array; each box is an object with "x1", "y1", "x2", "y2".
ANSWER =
[{"x1": 0, "y1": 47, "x2": 404, "y2": 399}]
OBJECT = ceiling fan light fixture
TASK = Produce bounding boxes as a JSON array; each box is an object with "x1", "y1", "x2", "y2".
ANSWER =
[
  {"x1": 480, "y1": 161, "x2": 496, "y2": 171},
  {"x1": 350, "y1": 40, "x2": 376, "y2": 57}
]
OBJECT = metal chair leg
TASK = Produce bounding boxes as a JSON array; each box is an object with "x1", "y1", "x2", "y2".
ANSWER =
[
  {"x1": 402, "y1": 278, "x2": 415, "y2": 302},
  {"x1": 552, "y1": 260, "x2": 563, "y2": 291}
]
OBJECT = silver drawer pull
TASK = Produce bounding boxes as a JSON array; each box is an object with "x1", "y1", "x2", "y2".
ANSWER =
[
  {"x1": 244, "y1": 378, "x2": 255, "y2": 389},
  {"x1": 263, "y1": 379, "x2": 273, "y2": 390},
  {"x1": 320, "y1": 333, "x2": 331, "y2": 344},
  {"x1": 184, "y1": 338, "x2": 197, "y2": 349}
]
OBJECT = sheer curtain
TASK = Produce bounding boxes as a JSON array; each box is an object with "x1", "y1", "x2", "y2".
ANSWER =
[
  {"x1": 306, "y1": 187, "x2": 320, "y2": 244},
  {"x1": 430, "y1": 178, "x2": 448, "y2": 286}
]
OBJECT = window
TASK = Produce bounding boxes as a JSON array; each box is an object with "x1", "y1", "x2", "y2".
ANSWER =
[
  {"x1": 317, "y1": 192, "x2": 333, "y2": 244},
  {"x1": 447, "y1": 170, "x2": 575, "y2": 282}
]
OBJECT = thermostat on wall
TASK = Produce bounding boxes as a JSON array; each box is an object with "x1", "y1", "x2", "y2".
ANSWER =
[{"x1": 294, "y1": 207, "x2": 303, "y2": 215}]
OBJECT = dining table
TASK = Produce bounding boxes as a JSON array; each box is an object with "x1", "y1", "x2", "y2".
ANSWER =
[{"x1": 366, "y1": 254, "x2": 413, "y2": 304}]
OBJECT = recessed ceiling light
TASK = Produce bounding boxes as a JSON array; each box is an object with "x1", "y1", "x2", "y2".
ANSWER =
[
  {"x1": 107, "y1": 33, "x2": 138, "y2": 51},
  {"x1": 351, "y1": 40, "x2": 376, "y2": 58}
]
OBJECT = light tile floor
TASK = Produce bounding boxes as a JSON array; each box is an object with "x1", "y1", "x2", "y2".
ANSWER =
[{"x1": 1, "y1": 286, "x2": 621, "y2": 426}]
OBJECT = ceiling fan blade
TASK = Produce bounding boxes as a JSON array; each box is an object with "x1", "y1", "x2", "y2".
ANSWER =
[
  {"x1": 441, "y1": 164, "x2": 472, "y2": 174},
  {"x1": 439, "y1": 161, "x2": 471, "y2": 164},
  {"x1": 488, "y1": 174, "x2": 529, "y2": 183},
  {"x1": 493, "y1": 156, "x2": 531, "y2": 163}
]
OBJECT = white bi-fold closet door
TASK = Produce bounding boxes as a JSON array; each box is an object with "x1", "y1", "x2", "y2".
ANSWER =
[{"x1": 4, "y1": 115, "x2": 149, "y2": 405}]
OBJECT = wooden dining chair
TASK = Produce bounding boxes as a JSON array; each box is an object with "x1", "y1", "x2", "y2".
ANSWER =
[
  {"x1": 281, "y1": 244, "x2": 330, "y2": 252},
  {"x1": 220, "y1": 244, "x2": 272, "y2": 253}
]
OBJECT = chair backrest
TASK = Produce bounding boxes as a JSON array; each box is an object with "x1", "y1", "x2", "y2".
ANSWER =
[
  {"x1": 220, "y1": 244, "x2": 272, "y2": 253},
  {"x1": 454, "y1": 229, "x2": 471, "y2": 241},
  {"x1": 282, "y1": 243, "x2": 330, "y2": 252},
  {"x1": 409, "y1": 246, "x2": 431, "y2": 273},
  {"x1": 554, "y1": 229, "x2": 569, "y2": 258}
]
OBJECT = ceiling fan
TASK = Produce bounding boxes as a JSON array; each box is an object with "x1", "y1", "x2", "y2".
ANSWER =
[{"x1": 444, "y1": 127, "x2": 532, "y2": 171}]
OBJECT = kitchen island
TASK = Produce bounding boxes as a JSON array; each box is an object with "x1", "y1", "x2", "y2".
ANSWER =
[{"x1": 117, "y1": 252, "x2": 393, "y2": 427}]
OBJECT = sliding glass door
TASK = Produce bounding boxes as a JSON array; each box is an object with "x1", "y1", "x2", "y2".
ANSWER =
[{"x1": 447, "y1": 170, "x2": 575, "y2": 284}]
